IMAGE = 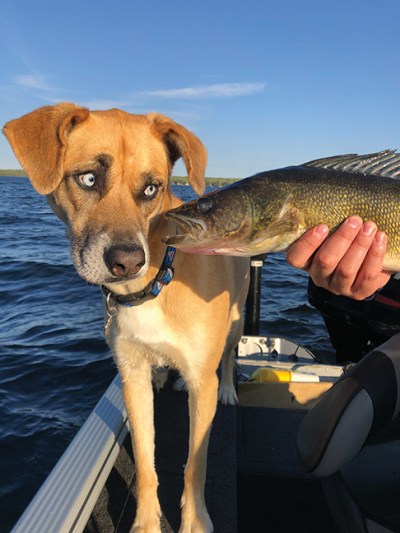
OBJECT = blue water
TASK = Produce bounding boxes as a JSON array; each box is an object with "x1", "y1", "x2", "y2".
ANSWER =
[{"x1": 0, "y1": 176, "x2": 331, "y2": 530}]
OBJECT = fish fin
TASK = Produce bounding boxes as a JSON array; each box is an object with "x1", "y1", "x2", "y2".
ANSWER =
[{"x1": 303, "y1": 149, "x2": 400, "y2": 179}]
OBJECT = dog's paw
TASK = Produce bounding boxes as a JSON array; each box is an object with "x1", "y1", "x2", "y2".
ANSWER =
[
  {"x1": 130, "y1": 507, "x2": 162, "y2": 533},
  {"x1": 180, "y1": 490, "x2": 213, "y2": 532},
  {"x1": 130, "y1": 491, "x2": 162, "y2": 532},
  {"x1": 130, "y1": 514, "x2": 161, "y2": 533},
  {"x1": 179, "y1": 514, "x2": 214, "y2": 533},
  {"x1": 130, "y1": 522, "x2": 161, "y2": 533},
  {"x1": 152, "y1": 367, "x2": 169, "y2": 392},
  {"x1": 218, "y1": 384, "x2": 238, "y2": 406},
  {"x1": 172, "y1": 375, "x2": 188, "y2": 393}
]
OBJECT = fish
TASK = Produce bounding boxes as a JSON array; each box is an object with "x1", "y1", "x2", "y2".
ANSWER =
[{"x1": 163, "y1": 150, "x2": 400, "y2": 270}]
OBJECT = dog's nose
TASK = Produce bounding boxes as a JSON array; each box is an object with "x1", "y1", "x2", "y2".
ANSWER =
[{"x1": 104, "y1": 245, "x2": 145, "y2": 278}]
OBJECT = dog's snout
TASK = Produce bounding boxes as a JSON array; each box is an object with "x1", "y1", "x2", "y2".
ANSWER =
[{"x1": 104, "y1": 245, "x2": 145, "y2": 278}]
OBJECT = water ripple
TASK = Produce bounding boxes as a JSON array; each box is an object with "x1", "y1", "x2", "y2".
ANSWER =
[{"x1": 0, "y1": 177, "x2": 333, "y2": 529}]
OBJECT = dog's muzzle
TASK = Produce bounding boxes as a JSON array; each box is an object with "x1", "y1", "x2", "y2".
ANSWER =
[{"x1": 104, "y1": 245, "x2": 145, "y2": 278}]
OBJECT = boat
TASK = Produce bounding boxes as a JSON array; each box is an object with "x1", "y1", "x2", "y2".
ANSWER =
[{"x1": 11, "y1": 259, "x2": 400, "y2": 532}]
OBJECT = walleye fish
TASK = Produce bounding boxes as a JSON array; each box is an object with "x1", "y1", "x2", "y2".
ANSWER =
[{"x1": 164, "y1": 150, "x2": 400, "y2": 270}]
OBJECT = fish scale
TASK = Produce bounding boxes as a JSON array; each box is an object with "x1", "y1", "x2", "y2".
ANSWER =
[{"x1": 164, "y1": 150, "x2": 400, "y2": 271}]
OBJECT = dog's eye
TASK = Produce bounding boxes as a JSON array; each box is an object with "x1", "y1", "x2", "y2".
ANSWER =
[
  {"x1": 77, "y1": 173, "x2": 96, "y2": 189},
  {"x1": 144, "y1": 184, "x2": 158, "y2": 199}
]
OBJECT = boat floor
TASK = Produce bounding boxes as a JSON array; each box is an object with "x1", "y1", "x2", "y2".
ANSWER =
[{"x1": 85, "y1": 377, "x2": 337, "y2": 533}]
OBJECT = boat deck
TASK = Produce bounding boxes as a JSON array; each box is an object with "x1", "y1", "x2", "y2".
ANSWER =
[{"x1": 85, "y1": 375, "x2": 337, "y2": 533}]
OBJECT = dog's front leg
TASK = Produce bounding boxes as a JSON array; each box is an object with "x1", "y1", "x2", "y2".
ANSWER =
[
  {"x1": 117, "y1": 350, "x2": 161, "y2": 533},
  {"x1": 180, "y1": 371, "x2": 218, "y2": 533}
]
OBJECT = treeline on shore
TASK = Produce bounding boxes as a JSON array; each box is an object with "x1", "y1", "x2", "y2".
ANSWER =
[
  {"x1": 0, "y1": 170, "x2": 238, "y2": 187},
  {"x1": 0, "y1": 169, "x2": 27, "y2": 177},
  {"x1": 171, "y1": 175, "x2": 238, "y2": 187}
]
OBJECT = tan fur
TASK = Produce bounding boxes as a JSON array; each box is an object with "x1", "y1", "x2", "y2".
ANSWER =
[{"x1": 3, "y1": 103, "x2": 249, "y2": 533}]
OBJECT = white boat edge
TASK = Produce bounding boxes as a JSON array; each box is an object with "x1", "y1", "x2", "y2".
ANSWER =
[
  {"x1": 12, "y1": 373, "x2": 129, "y2": 533},
  {"x1": 11, "y1": 335, "x2": 342, "y2": 532}
]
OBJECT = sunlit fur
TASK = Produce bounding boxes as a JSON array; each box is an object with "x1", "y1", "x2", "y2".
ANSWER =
[{"x1": 3, "y1": 103, "x2": 250, "y2": 533}]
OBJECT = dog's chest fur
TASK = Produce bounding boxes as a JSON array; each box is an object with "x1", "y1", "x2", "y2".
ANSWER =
[{"x1": 111, "y1": 299, "x2": 190, "y2": 369}]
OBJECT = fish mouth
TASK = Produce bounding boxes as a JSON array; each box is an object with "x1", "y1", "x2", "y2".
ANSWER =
[
  {"x1": 163, "y1": 212, "x2": 209, "y2": 247},
  {"x1": 163, "y1": 212, "x2": 252, "y2": 255}
]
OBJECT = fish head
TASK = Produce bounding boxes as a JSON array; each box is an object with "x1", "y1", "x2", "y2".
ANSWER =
[
  {"x1": 164, "y1": 174, "x2": 306, "y2": 256},
  {"x1": 163, "y1": 185, "x2": 254, "y2": 255}
]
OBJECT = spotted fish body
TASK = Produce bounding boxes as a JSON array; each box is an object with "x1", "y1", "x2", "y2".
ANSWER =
[{"x1": 164, "y1": 150, "x2": 400, "y2": 271}]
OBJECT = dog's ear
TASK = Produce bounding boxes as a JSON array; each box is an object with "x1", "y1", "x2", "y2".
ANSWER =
[
  {"x1": 3, "y1": 103, "x2": 89, "y2": 194},
  {"x1": 149, "y1": 114, "x2": 207, "y2": 195}
]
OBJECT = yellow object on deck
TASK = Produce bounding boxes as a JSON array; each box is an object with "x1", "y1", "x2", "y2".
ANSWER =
[{"x1": 251, "y1": 367, "x2": 319, "y2": 383}]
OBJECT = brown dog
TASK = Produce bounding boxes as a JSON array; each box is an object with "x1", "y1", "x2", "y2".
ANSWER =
[{"x1": 3, "y1": 103, "x2": 249, "y2": 533}]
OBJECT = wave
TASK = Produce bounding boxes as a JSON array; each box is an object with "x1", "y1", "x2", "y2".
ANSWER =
[{"x1": 0, "y1": 178, "x2": 334, "y2": 529}]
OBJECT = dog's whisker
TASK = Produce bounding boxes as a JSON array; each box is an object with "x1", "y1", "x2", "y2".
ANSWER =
[{"x1": 4, "y1": 102, "x2": 250, "y2": 532}]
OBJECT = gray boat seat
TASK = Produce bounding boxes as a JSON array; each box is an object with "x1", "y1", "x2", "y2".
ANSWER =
[{"x1": 297, "y1": 334, "x2": 400, "y2": 477}]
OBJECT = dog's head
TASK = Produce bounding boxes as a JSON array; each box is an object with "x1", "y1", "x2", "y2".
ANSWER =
[{"x1": 3, "y1": 103, "x2": 207, "y2": 286}]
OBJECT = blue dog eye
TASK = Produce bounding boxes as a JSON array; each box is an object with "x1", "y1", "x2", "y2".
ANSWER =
[
  {"x1": 78, "y1": 173, "x2": 96, "y2": 188},
  {"x1": 144, "y1": 184, "x2": 158, "y2": 198}
]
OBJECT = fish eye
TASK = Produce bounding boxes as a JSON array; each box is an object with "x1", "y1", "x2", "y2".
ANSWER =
[
  {"x1": 144, "y1": 184, "x2": 158, "y2": 199},
  {"x1": 196, "y1": 197, "x2": 213, "y2": 214},
  {"x1": 77, "y1": 172, "x2": 96, "y2": 189}
]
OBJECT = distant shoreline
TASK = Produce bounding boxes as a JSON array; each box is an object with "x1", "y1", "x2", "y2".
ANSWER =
[
  {"x1": 0, "y1": 169, "x2": 26, "y2": 177},
  {"x1": 0, "y1": 171, "x2": 238, "y2": 187}
]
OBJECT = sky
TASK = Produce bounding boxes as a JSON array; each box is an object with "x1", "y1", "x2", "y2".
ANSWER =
[{"x1": 0, "y1": 0, "x2": 399, "y2": 179}]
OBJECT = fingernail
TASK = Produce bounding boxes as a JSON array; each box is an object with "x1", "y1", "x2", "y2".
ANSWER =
[
  {"x1": 314, "y1": 224, "x2": 329, "y2": 238},
  {"x1": 347, "y1": 216, "x2": 362, "y2": 229},
  {"x1": 362, "y1": 221, "x2": 376, "y2": 236},
  {"x1": 375, "y1": 231, "x2": 386, "y2": 246}
]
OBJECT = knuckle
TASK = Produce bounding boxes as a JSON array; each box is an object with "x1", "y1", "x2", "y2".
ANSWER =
[
  {"x1": 360, "y1": 270, "x2": 379, "y2": 283},
  {"x1": 286, "y1": 250, "x2": 312, "y2": 271},
  {"x1": 314, "y1": 252, "x2": 334, "y2": 271},
  {"x1": 335, "y1": 265, "x2": 354, "y2": 281},
  {"x1": 286, "y1": 253, "x2": 303, "y2": 270},
  {"x1": 338, "y1": 231, "x2": 357, "y2": 244},
  {"x1": 354, "y1": 236, "x2": 374, "y2": 251},
  {"x1": 370, "y1": 246, "x2": 386, "y2": 259},
  {"x1": 336, "y1": 226, "x2": 359, "y2": 243},
  {"x1": 286, "y1": 252, "x2": 297, "y2": 266}
]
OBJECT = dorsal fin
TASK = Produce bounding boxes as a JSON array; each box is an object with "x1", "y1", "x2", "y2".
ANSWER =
[{"x1": 303, "y1": 149, "x2": 400, "y2": 178}]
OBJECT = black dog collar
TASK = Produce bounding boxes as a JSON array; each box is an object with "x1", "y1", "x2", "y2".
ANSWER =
[{"x1": 101, "y1": 246, "x2": 176, "y2": 307}]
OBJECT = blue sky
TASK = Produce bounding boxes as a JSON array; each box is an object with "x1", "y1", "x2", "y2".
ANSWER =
[{"x1": 0, "y1": 0, "x2": 399, "y2": 178}]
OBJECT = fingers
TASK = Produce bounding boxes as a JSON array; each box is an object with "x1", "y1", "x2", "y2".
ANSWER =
[
  {"x1": 287, "y1": 216, "x2": 363, "y2": 274},
  {"x1": 326, "y1": 224, "x2": 389, "y2": 299},
  {"x1": 286, "y1": 224, "x2": 329, "y2": 270},
  {"x1": 309, "y1": 217, "x2": 367, "y2": 285},
  {"x1": 315, "y1": 217, "x2": 376, "y2": 294},
  {"x1": 287, "y1": 216, "x2": 390, "y2": 300},
  {"x1": 351, "y1": 231, "x2": 392, "y2": 300}
]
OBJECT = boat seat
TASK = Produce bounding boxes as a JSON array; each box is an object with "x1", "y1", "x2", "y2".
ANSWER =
[
  {"x1": 297, "y1": 335, "x2": 400, "y2": 532},
  {"x1": 297, "y1": 334, "x2": 400, "y2": 477}
]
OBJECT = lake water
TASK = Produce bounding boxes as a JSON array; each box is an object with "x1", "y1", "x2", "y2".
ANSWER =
[{"x1": 0, "y1": 176, "x2": 331, "y2": 530}]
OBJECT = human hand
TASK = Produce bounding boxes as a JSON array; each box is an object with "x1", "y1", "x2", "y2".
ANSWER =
[{"x1": 286, "y1": 216, "x2": 392, "y2": 300}]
